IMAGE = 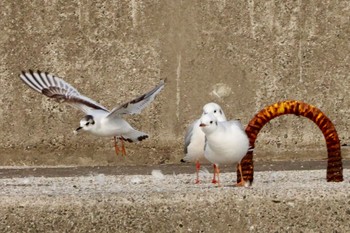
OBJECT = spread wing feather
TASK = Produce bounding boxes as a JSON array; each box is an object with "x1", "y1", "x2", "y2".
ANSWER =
[
  {"x1": 20, "y1": 70, "x2": 109, "y2": 114},
  {"x1": 107, "y1": 80, "x2": 165, "y2": 119}
]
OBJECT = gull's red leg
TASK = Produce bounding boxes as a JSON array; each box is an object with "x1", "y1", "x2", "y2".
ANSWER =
[
  {"x1": 235, "y1": 163, "x2": 246, "y2": 187},
  {"x1": 211, "y1": 164, "x2": 218, "y2": 184},
  {"x1": 215, "y1": 165, "x2": 221, "y2": 187},
  {"x1": 114, "y1": 136, "x2": 120, "y2": 156},
  {"x1": 195, "y1": 160, "x2": 201, "y2": 184},
  {"x1": 120, "y1": 138, "x2": 127, "y2": 156}
]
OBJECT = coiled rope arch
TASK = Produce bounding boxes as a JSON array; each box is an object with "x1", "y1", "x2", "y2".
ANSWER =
[{"x1": 237, "y1": 100, "x2": 343, "y2": 184}]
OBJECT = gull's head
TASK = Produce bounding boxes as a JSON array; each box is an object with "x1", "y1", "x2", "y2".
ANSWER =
[
  {"x1": 202, "y1": 102, "x2": 226, "y2": 121},
  {"x1": 199, "y1": 113, "x2": 218, "y2": 134},
  {"x1": 75, "y1": 115, "x2": 95, "y2": 133}
]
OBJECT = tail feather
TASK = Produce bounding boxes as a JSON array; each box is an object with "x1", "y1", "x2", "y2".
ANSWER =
[{"x1": 120, "y1": 130, "x2": 148, "y2": 143}]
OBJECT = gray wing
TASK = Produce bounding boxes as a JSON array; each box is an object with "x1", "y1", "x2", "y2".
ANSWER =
[
  {"x1": 228, "y1": 119, "x2": 252, "y2": 151},
  {"x1": 107, "y1": 80, "x2": 165, "y2": 119},
  {"x1": 184, "y1": 120, "x2": 197, "y2": 154},
  {"x1": 20, "y1": 70, "x2": 109, "y2": 114},
  {"x1": 204, "y1": 136, "x2": 208, "y2": 152},
  {"x1": 227, "y1": 119, "x2": 245, "y2": 131}
]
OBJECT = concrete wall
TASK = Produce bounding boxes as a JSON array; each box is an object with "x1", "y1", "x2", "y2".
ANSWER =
[{"x1": 1, "y1": 0, "x2": 350, "y2": 165}]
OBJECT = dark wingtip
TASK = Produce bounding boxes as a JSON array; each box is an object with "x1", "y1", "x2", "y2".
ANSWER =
[
  {"x1": 180, "y1": 159, "x2": 186, "y2": 163},
  {"x1": 137, "y1": 135, "x2": 149, "y2": 141},
  {"x1": 21, "y1": 70, "x2": 36, "y2": 77},
  {"x1": 22, "y1": 70, "x2": 52, "y2": 78},
  {"x1": 121, "y1": 138, "x2": 132, "y2": 143}
]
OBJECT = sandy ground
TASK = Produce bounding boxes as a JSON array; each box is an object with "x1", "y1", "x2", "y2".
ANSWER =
[{"x1": 0, "y1": 164, "x2": 349, "y2": 232}]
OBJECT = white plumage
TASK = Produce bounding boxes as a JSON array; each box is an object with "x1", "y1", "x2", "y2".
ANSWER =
[
  {"x1": 20, "y1": 70, "x2": 165, "y2": 156},
  {"x1": 182, "y1": 103, "x2": 226, "y2": 183},
  {"x1": 199, "y1": 113, "x2": 249, "y2": 186}
]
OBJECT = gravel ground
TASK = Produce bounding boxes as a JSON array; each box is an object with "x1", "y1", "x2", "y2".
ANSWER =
[{"x1": 0, "y1": 168, "x2": 349, "y2": 232}]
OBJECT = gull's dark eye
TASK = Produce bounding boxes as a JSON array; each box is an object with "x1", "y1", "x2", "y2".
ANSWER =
[
  {"x1": 214, "y1": 110, "x2": 217, "y2": 113},
  {"x1": 210, "y1": 121, "x2": 213, "y2": 124},
  {"x1": 86, "y1": 120, "x2": 95, "y2": 126}
]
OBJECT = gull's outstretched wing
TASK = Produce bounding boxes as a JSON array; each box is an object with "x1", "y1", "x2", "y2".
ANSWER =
[
  {"x1": 107, "y1": 80, "x2": 165, "y2": 119},
  {"x1": 20, "y1": 70, "x2": 109, "y2": 114}
]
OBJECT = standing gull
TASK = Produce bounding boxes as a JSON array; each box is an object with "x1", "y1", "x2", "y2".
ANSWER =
[
  {"x1": 182, "y1": 103, "x2": 226, "y2": 183},
  {"x1": 199, "y1": 113, "x2": 249, "y2": 186},
  {"x1": 20, "y1": 70, "x2": 165, "y2": 156}
]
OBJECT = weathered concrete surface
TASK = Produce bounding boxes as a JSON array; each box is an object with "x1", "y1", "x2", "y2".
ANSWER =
[
  {"x1": 1, "y1": 1, "x2": 350, "y2": 164},
  {"x1": 0, "y1": 169, "x2": 349, "y2": 232}
]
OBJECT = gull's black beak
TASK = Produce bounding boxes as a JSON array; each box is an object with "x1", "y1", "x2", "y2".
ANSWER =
[
  {"x1": 74, "y1": 126, "x2": 83, "y2": 134},
  {"x1": 199, "y1": 123, "x2": 206, "y2": 127}
]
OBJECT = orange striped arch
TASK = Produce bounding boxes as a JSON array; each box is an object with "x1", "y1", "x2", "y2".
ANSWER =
[{"x1": 237, "y1": 100, "x2": 343, "y2": 184}]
